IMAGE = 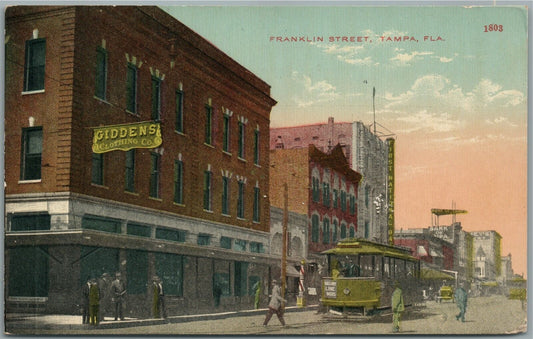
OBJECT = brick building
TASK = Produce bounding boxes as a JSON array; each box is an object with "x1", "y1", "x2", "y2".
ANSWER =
[
  {"x1": 269, "y1": 144, "x2": 362, "y2": 262},
  {"x1": 5, "y1": 6, "x2": 276, "y2": 316},
  {"x1": 270, "y1": 117, "x2": 393, "y2": 245}
]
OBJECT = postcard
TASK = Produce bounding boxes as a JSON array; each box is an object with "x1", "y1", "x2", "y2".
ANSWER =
[{"x1": 3, "y1": 2, "x2": 529, "y2": 336}]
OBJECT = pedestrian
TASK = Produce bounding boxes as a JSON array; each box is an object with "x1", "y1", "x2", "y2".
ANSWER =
[
  {"x1": 454, "y1": 282, "x2": 468, "y2": 322},
  {"x1": 152, "y1": 275, "x2": 167, "y2": 319},
  {"x1": 111, "y1": 272, "x2": 126, "y2": 321},
  {"x1": 81, "y1": 276, "x2": 91, "y2": 324},
  {"x1": 88, "y1": 277, "x2": 100, "y2": 326},
  {"x1": 263, "y1": 279, "x2": 287, "y2": 326},
  {"x1": 97, "y1": 272, "x2": 111, "y2": 322},
  {"x1": 391, "y1": 281, "x2": 404, "y2": 333},
  {"x1": 253, "y1": 280, "x2": 262, "y2": 309}
]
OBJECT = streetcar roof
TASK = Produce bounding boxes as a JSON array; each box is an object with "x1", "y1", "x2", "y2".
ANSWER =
[{"x1": 321, "y1": 238, "x2": 417, "y2": 261}]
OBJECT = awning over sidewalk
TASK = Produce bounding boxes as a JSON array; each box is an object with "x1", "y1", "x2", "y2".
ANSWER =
[{"x1": 420, "y1": 268, "x2": 454, "y2": 280}]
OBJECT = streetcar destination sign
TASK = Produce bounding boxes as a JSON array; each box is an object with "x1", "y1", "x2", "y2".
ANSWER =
[{"x1": 92, "y1": 121, "x2": 162, "y2": 153}]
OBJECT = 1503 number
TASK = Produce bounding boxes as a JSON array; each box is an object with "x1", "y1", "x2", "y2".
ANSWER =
[{"x1": 484, "y1": 24, "x2": 503, "y2": 32}]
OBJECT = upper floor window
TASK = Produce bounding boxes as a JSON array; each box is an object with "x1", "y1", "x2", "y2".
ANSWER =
[
  {"x1": 125, "y1": 150, "x2": 135, "y2": 192},
  {"x1": 151, "y1": 76, "x2": 162, "y2": 121},
  {"x1": 149, "y1": 152, "x2": 161, "y2": 198},
  {"x1": 238, "y1": 122, "x2": 245, "y2": 158},
  {"x1": 20, "y1": 127, "x2": 42, "y2": 180},
  {"x1": 312, "y1": 177, "x2": 320, "y2": 202},
  {"x1": 223, "y1": 114, "x2": 230, "y2": 152},
  {"x1": 222, "y1": 176, "x2": 230, "y2": 215},
  {"x1": 322, "y1": 182, "x2": 331, "y2": 207},
  {"x1": 126, "y1": 63, "x2": 138, "y2": 113},
  {"x1": 237, "y1": 180, "x2": 245, "y2": 219},
  {"x1": 197, "y1": 234, "x2": 211, "y2": 246},
  {"x1": 91, "y1": 152, "x2": 103, "y2": 185},
  {"x1": 95, "y1": 47, "x2": 107, "y2": 100},
  {"x1": 175, "y1": 90, "x2": 184, "y2": 133},
  {"x1": 205, "y1": 104, "x2": 213, "y2": 145},
  {"x1": 311, "y1": 215, "x2": 319, "y2": 243},
  {"x1": 322, "y1": 218, "x2": 330, "y2": 244},
  {"x1": 24, "y1": 38, "x2": 46, "y2": 92},
  {"x1": 253, "y1": 186, "x2": 261, "y2": 222},
  {"x1": 203, "y1": 170, "x2": 212, "y2": 211},
  {"x1": 10, "y1": 213, "x2": 50, "y2": 232},
  {"x1": 253, "y1": 129, "x2": 260, "y2": 165}
]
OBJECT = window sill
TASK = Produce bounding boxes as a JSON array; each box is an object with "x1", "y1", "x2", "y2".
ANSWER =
[
  {"x1": 21, "y1": 89, "x2": 45, "y2": 95},
  {"x1": 149, "y1": 197, "x2": 163, "y2": 202},
  {"x1": 124, "y1": 190, "x2": 139, "y2": 196},
  {"x1": 91, "y1": 183, "x2": 109, "y2": 189},
  {"x1": 203, "y1": 209, "x2": 214, "y2": 213},
  {"x1": 238, "y1": 157, "x2": 247, "y2": 163},
  {"x1": 93, "y1": 96, "x2": 110, "y2": 104},
  {"x1": 203, "y1": 143, "x2": 215, "y2": 149},
  {"x1": 125, "y1": 110, "x2": 140, "y2": 117},
  {"x1": 254, "y1": 163, "x2": 261, "y2": 168},
  {"x1": 18, "y1": 179, "x2": 42, "y2": 184},
  {"x1": 236, "y1": 217, "x2": 246, "y2": 221},
  {"x1": 222, "y1": 151, "x2": 232, "y2": 156},
  {"x1": 175, "y1": 130, "x2": 186, "y2": 137},
  {"x1": 173, "y1": 202, "x2": 185, "y2": 207},
  {"x1": 222, "y1": 213, "x2": 231, "y2": 218}
]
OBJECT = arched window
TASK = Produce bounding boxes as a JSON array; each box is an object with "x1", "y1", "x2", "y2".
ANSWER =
[
  {"x1": 322, "y1": 217, "x2": 330, "y2": 244},
  {"x1": 311, "y1": 214, "x2": 320, "y2": 243}
]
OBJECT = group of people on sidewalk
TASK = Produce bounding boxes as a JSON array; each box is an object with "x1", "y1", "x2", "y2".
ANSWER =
[{"x1": 80, "y1": 272, "x2": 132, "y2": 325}]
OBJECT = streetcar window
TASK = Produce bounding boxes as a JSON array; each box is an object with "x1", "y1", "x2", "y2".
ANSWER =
[{"x1": 384, "y1": 257, "x2": 390, "y2": 278}]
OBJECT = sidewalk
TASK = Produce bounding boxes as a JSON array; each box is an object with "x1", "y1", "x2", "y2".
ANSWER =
[{"x1": 5, "y1": 305, "x2": 318, "y2": 331}]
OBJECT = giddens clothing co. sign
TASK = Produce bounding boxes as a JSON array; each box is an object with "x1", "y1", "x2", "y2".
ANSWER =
[{"x1": 92, "y1": 121, "x2": 162, "y2": 153}]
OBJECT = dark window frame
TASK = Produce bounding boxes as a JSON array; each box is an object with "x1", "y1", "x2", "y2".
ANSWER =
[
  {"x1": 23, "y1": 38, "x2": 46, "y2": 92},
  {"x1": 20, "y1": 127, "x2": 42, "y2": 181}
]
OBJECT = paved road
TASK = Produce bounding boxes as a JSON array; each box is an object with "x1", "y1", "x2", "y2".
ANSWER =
[{"x1": 7, "y1": 295, "x2": 528, "y2": 335}]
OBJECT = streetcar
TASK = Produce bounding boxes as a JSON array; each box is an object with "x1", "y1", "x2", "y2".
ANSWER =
[{"x1": 320, "y1": 238, "x2": 421, "y2": 316}]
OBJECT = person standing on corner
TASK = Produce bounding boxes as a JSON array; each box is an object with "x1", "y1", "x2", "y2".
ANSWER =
[
  {"x1": 253, "y1": 280, "x2": 262, "y2": 309},
  {"x1": 263, "y1": 279, "x2": 287, "y2": 327},
  {"x1": 88, "y1": 277, "x2": 100, "y2": 326},
  {"x1": 454, "y1": 282, "x2": 468, "y2": 322},
  {"x1": 152, "y1": 275, "x2": 167, "y2": 319},
  {"x1": 81, "y1": 276, "x2": 91, "y2": 324},
  {"x1": 391, "y1": 281, "x2": 405, "y2": 333},
  {"x1": 97, "y1": 272, "x2": 111, "y2": 322},
  {"x1": 111, "y1": 272, "x2": 126, "y2": 321}
]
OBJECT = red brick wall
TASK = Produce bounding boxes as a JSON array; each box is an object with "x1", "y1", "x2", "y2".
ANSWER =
[{"x1": 5, "y1": 6, "x2": 275, "y2": 232}]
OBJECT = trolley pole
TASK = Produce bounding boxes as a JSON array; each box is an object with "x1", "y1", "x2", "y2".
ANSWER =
[{"x1": 281, "y1": 183, "x2": 288, "y2": 307}]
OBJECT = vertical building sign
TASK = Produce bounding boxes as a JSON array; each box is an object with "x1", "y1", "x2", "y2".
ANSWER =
[{"x1": 386, "y1": 138, "x2": 395, "y2": 245}]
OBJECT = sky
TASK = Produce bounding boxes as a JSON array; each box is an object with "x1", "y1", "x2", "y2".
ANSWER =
[{"x1": 162, "y1": 4, "x2": 529, "y2": 277}]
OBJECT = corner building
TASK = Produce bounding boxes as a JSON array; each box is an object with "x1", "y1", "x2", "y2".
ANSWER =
[{"x1": 5, "y1": 6, "x2": 276, "y2": 316}]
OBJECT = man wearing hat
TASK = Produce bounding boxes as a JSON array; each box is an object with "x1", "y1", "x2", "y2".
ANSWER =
[
  {"x1": 263, "y1": 279, "x2": 287, "y2": 326},
  {"x1": 97, "y1": 272, "x2": 111, "y2": 322}
]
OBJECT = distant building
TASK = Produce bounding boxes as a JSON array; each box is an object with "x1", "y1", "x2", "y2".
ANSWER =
[
  {"x1": 5, "y1": 6, "x2": 276, "y2": 316},
  {"x1": 270, "y1": 144, "x2": 362, "y2": 262},
  {"x1": 471, "y1": 231, "x2": 502, "y2": 281},
  {"x1": 270, "y1": 117, "x2": 393, "y2": 244}
]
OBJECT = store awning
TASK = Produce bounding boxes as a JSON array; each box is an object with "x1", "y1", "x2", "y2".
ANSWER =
[
  {"x1": 417, "y1": 245, "x2": 428, "y2": 256},
  {"x1": 285, "y1": 265, "x2": 300, "y2": 277},
  {"x1": 420, "y1": 268, "x2": 454, "y2": 280},
  {"x1": 430, "y1": 249, "x2": 443, "y2": 258}
]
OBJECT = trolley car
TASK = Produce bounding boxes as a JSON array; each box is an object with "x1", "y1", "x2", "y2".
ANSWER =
[{"x1": 320, "y1": 238, "x2": 421, "y2": 316}]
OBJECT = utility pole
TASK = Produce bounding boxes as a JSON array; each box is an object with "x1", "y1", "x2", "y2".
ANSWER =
[
  {"x1": 281, "y1": 182, "x2": 288, "y2": 308},
  {"x1": 373, "y1": 86, "x2": 376, "y2": 134}
]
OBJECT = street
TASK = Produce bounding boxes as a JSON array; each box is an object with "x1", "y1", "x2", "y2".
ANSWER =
[{"x1": 6, "y1": 295, "x2": 527, "y2": 335}]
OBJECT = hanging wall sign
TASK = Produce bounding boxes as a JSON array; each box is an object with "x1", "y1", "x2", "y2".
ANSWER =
[{"x1": 92, "y1": 121, "x2": 162, "y2": 153}]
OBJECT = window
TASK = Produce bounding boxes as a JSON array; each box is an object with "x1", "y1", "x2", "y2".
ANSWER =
[
  {"x1": 323, "y1": 182, "x2": 330, "y2": 207},
  {"x1": 332, "y1": 220, "x2": 338, "y2": 243},
  {"x1": 9, "y1": 246, "x2": 49, "y2": 297},
  {"x1": 156, "y1": 228, "x2": 186, "y2": 242},
  {"x1": 173, "y1": 160, "x2": 184, "y2": 204},
  {"x1": 20, "y1": 127, "x2": 42, "y2": 180},
  {"x1": 365, "y1": 186, "x2": 370, "y2": 208},
  {"x1": 155, "y1": 253, "x2": 183, "y2": 296},
  {"x1": 312, "y1": 177, "x2": 320, "y2": 202},
  {"x1": 253, "y1": 187, "x2": 260, "y2": 222},
  {"x1": 127, "y1": 249, "x2": 148, "y2": 294},
  {"x1": 205, "y1": 104, "x2": 212, "y2": 145},
  {"x1": 311, "y1": 215, "x2": 319, "y2": 243},
  {"x1": 10, "y1": 213, "x2": 50, "y2": 231},
  {"x1": 238, "y1": 122, "x2": 245, "y2": 158},
  {"x1": 203, "y1": 170, "x2": 212, "y2": 211},
  {"x1": 95, "y1": 47, "x2": 107, "y2": 99},
  {"x1": 24, "y1": 38, "x2": 46, "y2": 91},
  {"x1": 151, "y1": 76, "x2": 162, "y2": 120},
  {"x1": 82, "y1": 215, "x2": 121, "y2": 233},
  {"x1": 237, "y1": 180, "x2": 245, "y2": 219},
  {"x1": 234, "y1": 239, "x2": 247, "y2": 252},
  {"x1": 127, "y1": 223, "x2": 150, "y2": 237},
  {"x1": 234, "y1": 261, "x2": 249, "y2": 297},
  {"x1": 125, "y1": 150, "x2": 135, "y2": 192},
  {"x1": 253, "y1": 129, "x2": 260, "y2": 165},
  {"x1": 197, "y1": 234, "x2": 211, "y2": 246},
  {"x1": 350, "y1": 195, "x2": 356, "y2": 215},
  {"x1": 340, "y1": 223, "x2": 347, "y2": 239},
  {"x1": 149, "y1": 152, "x2": 161, "y2": 198},
  {"x1": 220, "y1": 236, "x2": 232, "y2": 249},
  {"x1": 175, "y1": 90, "x2": 184, "y2": 133},
  {"x1": 364, "y1": 221, "x2": 369, "y2": 238},
  {"x1": 91, "y1": 152, "x2": 103, "y2": 185},
  {"x1": 222, "y1": 176, "x2": 230, "y2": 215},
  {"x1": 223, "y1": 115, "x2": 230, "y2": 152},
  {"x1": 250, "y1": 242, "x2": 264, "y2": 253},
  {"x1": 333, "y1": 189, "x2": 339, "y2": 208},
  {"x1": 349, "y1": 226, "x2": 355, "y2": 238},
  {"x1": 126, "y1": 63, "x2": 137, "y2": 113},
  {"x1": 323, "y1": 218, "x2": 330, "y2": 244},
  {"x1": 341, "y1": 190, "x2": 347, "y2": 212}
]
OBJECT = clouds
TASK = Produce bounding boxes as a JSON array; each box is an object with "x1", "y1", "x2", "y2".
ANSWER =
[{"x1": 291, "y1": 71, "x2": 340, "y2": 107}]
